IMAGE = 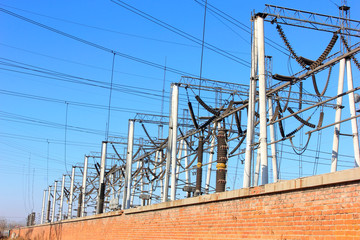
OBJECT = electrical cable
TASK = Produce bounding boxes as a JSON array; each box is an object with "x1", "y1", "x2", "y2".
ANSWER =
[
  {"x1": 111, "y1": 0, "x2": 251, "y2": 67},
  {"x1": 309, "y1": 31, "x2": 338, "y2": 70},
  {"x1": 0, "y1": 3, "x2": 200, "y2": 49},
  {"x1": 0, "y1": 89, "x2": 160, "y2": 115},
  {"x1": 195, "y1": 95, "x2": 220, "y2": 116},
  {"x1": 194, "y1": 0, "x2": 290, "y2": 56},
  {"x1": 0, "y1": 110, "x2": 123, "y2": 136},
  {"x1": 105, "y1": 53, "x2": 116, "y2": 141},
  {"x1": 64, "y1": 103, "x2": 69, "y2": 174},
  {"x1": 275, "y1": 24, "x2": 307, "y2": 68},
  {"x1": 0, "y1": 57, "x2": 169, "y2": 101},
  {"x1": 287, "y1": 107, "x2": 316, "y2": 128},
  {"x1": 0, "y1": 7, "x2": 197, "y2": 77}
]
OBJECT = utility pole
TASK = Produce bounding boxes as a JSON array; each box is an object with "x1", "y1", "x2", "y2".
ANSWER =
[
  {"x1": 96, "y1": 142, "x2": 107, "y2": 214},
  {"x1": 40, "y1": 189, "x2": 46, "y2": 224},
  {"x1": 123, "y1": 120, "x2": 134, "y2": 209},
  {"x1": 81, "y1": 155, "x2": 88, "y2": 217},
  {"x1": 51, "y1": 181, "x2": 57, "y2": 222},
  {"x1": 46, "y1": 186, "x2": 51, "y2": 223},
  {"x1": 67, "y1": 166, "x2": 75, "y2": 219},
  {"x1": 58, "y1": 175, "x2": 65, "y2": 221}
]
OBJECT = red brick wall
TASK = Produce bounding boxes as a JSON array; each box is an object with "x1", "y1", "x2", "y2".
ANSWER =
[{"x1": 11, "y1": 168, "x2": 360, "y2": 240}]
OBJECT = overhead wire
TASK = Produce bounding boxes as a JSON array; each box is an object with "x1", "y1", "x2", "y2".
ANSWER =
[
  {"x1": 64, "y1": 103, "x2": 69, "y2": 174},
  {"x1": 198, "y1": 0, "x2": 208, "y2": 118},
  {"x1": 105, "y1": 53, "x2": 116, "y2": 141},
  {"x1": 0, "y1": 89, "x2": 160, "y2": 115},
  {"x1": 111, "y1": 0, "x2": 251, "y2": 68},
  {"x1": 194, "y1": 0, "x2": 290, "y2": 56},
  {"x1": 0, "y1": 3, "x2": 200, "y2": 49},
  {"x1": 0, "y1": 42, "x2": 166, "y2": 82},
  {"x1": 0, "y1": 58, "x2": 172, "y2": 102},
  {"x1": 0, "y1": 7, "x2": 197, "y2": 77},
  {"x1": 0, "y1": 110, "x2": 124, "y2": 136}
]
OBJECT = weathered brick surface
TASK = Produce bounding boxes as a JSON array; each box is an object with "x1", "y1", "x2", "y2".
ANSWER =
[{"x1": 11, "y1": 168, "x2": 360, "y2": 240}]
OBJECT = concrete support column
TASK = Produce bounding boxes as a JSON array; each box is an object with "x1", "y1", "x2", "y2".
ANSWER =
[
  {"x1": 81, "y1": 155, "x2": 88, "y2": 217},
  {"x1": 58, "y1": 175, "x2": 65, "y2": 221},
  {"x1": 46, "y1": 186, "x2": 51, "y2": 223},
  {"x1": 268, "y1": 97, "x2": 278, "y2": 182},
  {"x1": 96, "y1": 142, "x2": 107, "y2": 214},
  {"x1": 256, "y1": 14, "x2": 268, "y2": 185},
  {"x1": 205, "y1": 123, "x2": 217, "y2": 194},
  {"x1": 346, "y1": 58, "x2": 360, "y2": 167},
  {"x1": 331, "y1": 58, "x2": 346, "y2": 172},
  {"x1": 164, "y1": 83, "x2": 179, "y2": 202},
  {"x1": 40, "y1": 190, "x2": 46, "y2": 224},
  {"x1": 51, "y1": 181, "x2": 57, "y2": 222},
  {"x1": 243, "y1": 17, "x2": 257, "y2": 188},
  {"x1": 170, "y1": 84, "x2": 179, "y2": 201},
  {"x1": 123, "y1": 120, "x2": 135, "y2": 209},
  {"x1": 68, "y1": 166, "x2": 75, "y2": 219}
]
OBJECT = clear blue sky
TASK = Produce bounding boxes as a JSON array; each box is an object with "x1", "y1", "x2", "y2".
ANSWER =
[{"x1": 0, "y1": 0, "x2": 359, "y2": 223}]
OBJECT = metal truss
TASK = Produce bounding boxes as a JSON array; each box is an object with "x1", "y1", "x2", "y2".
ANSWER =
[{"x1": 263, "y1": 4, "x2": 360, "y2": 37}]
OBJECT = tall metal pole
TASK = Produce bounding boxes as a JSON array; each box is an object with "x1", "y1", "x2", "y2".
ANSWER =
[
  {"x1": 205, "y1": 123, "x2": 216, "y2": 194},
  {"x1": 67, "y1": 166, "x2": 75, "y2": 219},
  {"x1": 58, "y1": 175, "x2": 65, "y2": 221},
  {"x1": 268, "y1": 97, "x2": 278, "y2": 182},
  {"x1": 46, "y1": 186, "x2": 51, "y2": 223},
  {"x1": 81, "y1": 155, "x2": 88, "y2": 217},
  {"x1": 170, "y1": 84, "x2": 179, "y2": 201},
  {"x1": 243, "y1": 17, "x2": 257, "y2": 188},
  {"x1": 123, "y1": 119, "x2": 134, "y2": 209},
  {"x1": 40, "y1": 190, "x2": 46, "y2": 224},
  {"x1": 96, "y1": 141, "x2": 107, "y2": 214},
  {"x1": 331, "y1": 59, "x2": 346, "y2": 172},
  {"x1": 257, "y1": 14, "x2": 268, "y2": 185},
  {"x1": 51, "y1": 181, "x2": 57, "y2": 222},
  {"x1": 346, "y1": 58, "x2": 360, "y2": 167}
]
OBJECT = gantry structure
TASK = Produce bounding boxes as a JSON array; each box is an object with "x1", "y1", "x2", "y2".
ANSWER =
[{"x1": 38, "y1": 3, "x2": 360, "y2": 223}]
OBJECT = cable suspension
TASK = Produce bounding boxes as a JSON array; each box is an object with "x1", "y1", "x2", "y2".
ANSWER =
[{"x1": 309, "y1": 31, "x2": 339, "y2": 70}]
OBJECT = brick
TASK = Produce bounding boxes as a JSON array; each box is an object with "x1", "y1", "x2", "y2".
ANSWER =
[{"x1": 11, "y1": 168, "x2": 360, "y2": 239}]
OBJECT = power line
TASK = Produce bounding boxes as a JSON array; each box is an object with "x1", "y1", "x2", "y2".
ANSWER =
[
  {"x1": 0, "y1": 7, "x2": 198, "y2": 77},
  {"x1": 0, "y1": 132, "x2": 99, "y2": 147},
  {"x1": 105, "y1": 53, "x2": 116, "y2": 141},
  {"x1": 0, "y1": 42, "x2": 166, "y2": 82},
  {"x1": 0, "y1": 89, "x2": 161, "y2": 115},
  {"x1": 0, "y1": 3, "x2": 200, "y2": 49},
  {"x1": 111, "y1": 0, "x2": 251, "y2": 68},
  {"x1": 0, "y1": 57, "x2": 170, "y2": 101},
  {"x1": 0, "y1": 110, "x2": 124, "y2": 137},
  {"x1": 64, "y1": 103, "x2": 69, "y2": 174},
  {"x1": 194, "y1": 0, "x2": 290, "y2": 56}
]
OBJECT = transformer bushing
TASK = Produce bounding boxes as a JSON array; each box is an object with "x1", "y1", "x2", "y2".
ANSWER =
[
  {"x1": 195, "y1": 136, "x2": 204, "y2": 196},
  {"x1": 216, "y1": 128, "x2": 228, "y2": 192}
]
